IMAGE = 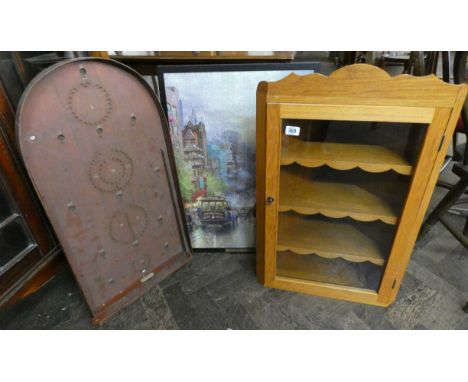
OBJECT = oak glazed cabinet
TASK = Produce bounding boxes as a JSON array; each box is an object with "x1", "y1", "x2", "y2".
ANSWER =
[{"x1": 256, "y1": 64, "x2": 467, "y2": 306}]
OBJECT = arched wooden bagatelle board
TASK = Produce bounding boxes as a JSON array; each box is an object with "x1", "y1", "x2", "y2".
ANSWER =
[{"x1": 16, "y1": 58, "x2": 191, "y2": 324}]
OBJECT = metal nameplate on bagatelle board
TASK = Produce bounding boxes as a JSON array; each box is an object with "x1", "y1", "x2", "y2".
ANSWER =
[{"x1": 16, "y1": 58, "x2": 191, "y2": 324}]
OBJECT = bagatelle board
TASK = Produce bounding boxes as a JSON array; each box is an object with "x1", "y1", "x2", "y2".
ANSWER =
[{"x1": 16, "y1": 58, "x2": 191, "y2": 324}]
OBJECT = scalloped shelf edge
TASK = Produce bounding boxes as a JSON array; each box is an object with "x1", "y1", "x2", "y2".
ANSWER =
[
  {"x1": 280, "y1": 159, "x2": 413, "y2": 175},
  {"x1": 276, "y1": 246, "x2": 385, "y2": 266},
  {"x1": 278, "y1": 206, "x2": 397, "y2": 225}
]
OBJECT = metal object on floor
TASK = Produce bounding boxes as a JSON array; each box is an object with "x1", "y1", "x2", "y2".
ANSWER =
[{"x1": 16, "y1": 58, "x2": 191, "y2": 324}]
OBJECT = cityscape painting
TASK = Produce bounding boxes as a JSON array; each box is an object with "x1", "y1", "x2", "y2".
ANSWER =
[{"x1": 159, "y1": 63, "x2": 320, "y2": 249}]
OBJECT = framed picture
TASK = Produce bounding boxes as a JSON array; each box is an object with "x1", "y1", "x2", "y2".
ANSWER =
[{"x1": 158, "y1": 62, "x2": 321, "y2": 250}]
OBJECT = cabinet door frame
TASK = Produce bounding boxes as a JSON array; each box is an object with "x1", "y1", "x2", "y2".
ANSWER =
[{"x1": 260, "y1": 102, "x2": 451, "y2": 306}]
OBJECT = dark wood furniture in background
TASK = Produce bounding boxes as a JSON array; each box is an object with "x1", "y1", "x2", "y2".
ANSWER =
[
  {"x1": 0, "y1": 74, "x2": 61, "y2": 307},
  {"x1": 93, "y1": 51, "x2": 295, "y2": 61},
  {"x1": 0, "y1": 52, "x2": 86, "y2": 308},
  {"x1": 89, "y1": 51, "x2": 296, "y2": 80}
]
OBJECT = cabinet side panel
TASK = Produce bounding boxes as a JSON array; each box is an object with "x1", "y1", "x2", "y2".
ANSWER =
[
  {"x1": 378, "y1": 106, "x2": 461, "y2": 303},
  {"x1": 384, "y1": 88, "x2": 467, "y2": 303}
]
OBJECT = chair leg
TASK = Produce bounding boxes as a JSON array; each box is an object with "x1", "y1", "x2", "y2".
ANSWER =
[
  {"x1": 463, "y1": 301, "x2": 468, "y2": 314},
  {"x1": 439, "y1": 215, "x2": 468, "y2": 249},
  {"x1": 463, "y1": 141, "x2": 468, "y2": 166},
  {"x1": 463, "y1": 216, "x2": 468, "y2": 236},
  {"x1": 419, "y1": 175, "x2": 468, "y2": 238},
  {"x1": 441, "y1": 51, "x2": 451, "y2": 83},
  {"x1": 452, "y1": 133, "x2": 460, "y2": 161}
]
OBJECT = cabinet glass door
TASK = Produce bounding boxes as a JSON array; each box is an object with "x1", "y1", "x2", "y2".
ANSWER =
[
  {"x1": 276, "y1": 119, "x2": 428, "y2": 291},
  {"x1": 0, "y1": 175, "x2": 36, "y2": 273}
]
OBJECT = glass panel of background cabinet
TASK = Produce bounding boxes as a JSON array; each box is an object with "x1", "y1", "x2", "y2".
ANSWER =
[{"x1": 0, "y1": 175, "x2": 36, "y2": 274}]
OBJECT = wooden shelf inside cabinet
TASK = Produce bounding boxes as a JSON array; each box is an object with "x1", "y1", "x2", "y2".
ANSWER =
[
  {"x1": 279, "y1": 165, "x2": 406, "y2": 225},
  {"x1": 276, "y1": 251, "x2": 383, "y2": 291},
  {"x1": 277, "y1": 214, "x2": 393, "y2": 265},
  {"x1": 281, "y1": 137, "x2": 413, "y2": 175}
]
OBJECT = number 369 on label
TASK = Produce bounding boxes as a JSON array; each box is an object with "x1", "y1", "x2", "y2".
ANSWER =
[{"x1": 285, "y1": 125, "x2": 300, "y2": 136}]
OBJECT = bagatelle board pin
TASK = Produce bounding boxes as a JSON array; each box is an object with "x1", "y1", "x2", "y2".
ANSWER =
[{"x1": 16, "y1": 58, "x2": 191, "y2": 324}]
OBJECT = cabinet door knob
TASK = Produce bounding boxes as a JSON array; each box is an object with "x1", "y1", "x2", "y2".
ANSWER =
[{"x1": 266, "y1": 196, "x2": 274, "y2": 205}]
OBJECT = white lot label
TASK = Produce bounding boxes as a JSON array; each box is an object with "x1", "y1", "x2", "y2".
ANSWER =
[
  {"x1": 285, "y1": 125, "x2": 300, "y2": 136},
  {"x1": 140, "y1": 272, "x2": 155, "y2": 283}
]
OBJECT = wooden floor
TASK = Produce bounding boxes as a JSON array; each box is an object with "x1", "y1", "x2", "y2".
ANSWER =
[{"x1": 1, "y1": 166, "x2": 468, "y2": 329}]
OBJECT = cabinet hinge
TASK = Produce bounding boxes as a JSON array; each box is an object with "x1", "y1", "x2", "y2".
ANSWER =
[{"x1": 438, "y1": 135, "x2": 446, "y2": 152}]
